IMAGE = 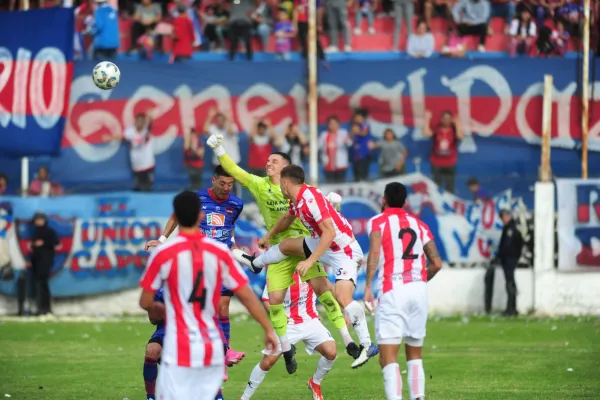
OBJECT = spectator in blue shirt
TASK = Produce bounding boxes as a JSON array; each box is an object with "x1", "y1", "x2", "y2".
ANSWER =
[
  {"x1": 92, "y1": 0, "x2": 120, "y2": 60},
  {"x1": 350, "y1": 111, "x2": 375, "y2": 182}
]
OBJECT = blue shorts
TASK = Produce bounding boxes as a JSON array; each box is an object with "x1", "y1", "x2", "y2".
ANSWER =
[
  {"x1": 148, "y1": 328, "x2": 164, "y2": 346},
  {"x1": 221, "y1": 287, "x2": 234, "y2": 297}
]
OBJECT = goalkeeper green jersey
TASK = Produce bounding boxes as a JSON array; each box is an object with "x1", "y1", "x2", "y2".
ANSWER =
[{"x1": 218, "y1": 154, "x2": 309, "y2": 244}]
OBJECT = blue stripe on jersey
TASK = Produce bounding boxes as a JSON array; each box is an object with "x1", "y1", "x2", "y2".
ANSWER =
[{"x1": 196, "y1": 188, "x2": 244, "y2": 249}]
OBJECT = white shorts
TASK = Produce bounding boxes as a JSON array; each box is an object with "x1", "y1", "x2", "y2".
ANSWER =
[
  {"x1": 156, "y1": 362, "x2": 223, "y2": 400},
  {"x1": 305, "y1": 237, "x2": 363, "y2": 283},
  {"x1": 262, "y1": 319, "x2": 334, "y2": 356},
  {"x1": 375, "y1": 281, "x2": 428, "y2": 346}
]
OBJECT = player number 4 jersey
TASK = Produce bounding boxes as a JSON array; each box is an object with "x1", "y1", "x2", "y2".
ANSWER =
[
  {"x1": 289, "y1": 184, "x2": 354, "y2": 250},
  {"x1": 140, "y1": 232, "x2": 249, "y2": 368},
  {"x1": 261, "y1": 273, "x2": 319, "y2": 325},
  {"x1": 366, "y1": 208, "x2": 434, "y2": 295}
]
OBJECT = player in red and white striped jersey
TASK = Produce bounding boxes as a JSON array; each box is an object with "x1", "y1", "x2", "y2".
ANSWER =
[
  {"x1": 363, "y1": 182, "x2": 442, "y2": 400},
  {"x1": 139, "y1": 191, "x2": 277, "y2": 400},
  {"x1": 240, "y1": 272, "x2": 337, "y2": 400},
  {"x1": 234, "y1": 165, "x2": 378, "y2": 369}
]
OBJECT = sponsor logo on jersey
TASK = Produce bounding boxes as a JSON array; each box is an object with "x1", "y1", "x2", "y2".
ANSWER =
[
  {"x1": 206, "y1": 213, "x2": 225, "y2": 226},
  {"x1": 226, "y1": 207, "x2": 235, "y2": 216}
]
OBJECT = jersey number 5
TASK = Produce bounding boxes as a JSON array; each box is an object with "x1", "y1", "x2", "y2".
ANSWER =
[
  {"x1": 399, "y1": 228, "x2": 418, "y2": 260},
  {"x1": 189, "y1": 270, "x2": 207, "y2": 308}
]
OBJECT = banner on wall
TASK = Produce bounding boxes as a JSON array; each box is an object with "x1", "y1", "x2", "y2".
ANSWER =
[
  {"x1": 39, "y1": 58, "x2": 600, "y2": 188},
  {"x1": 0, "y1": 8, "x2": 74, "y2": 157},
  {"x1": 556, "y1": 179, "x2": 600, "y2": 271},
  {"x1": 0, "y1": 174, "x2": 525, "y2": 299}
]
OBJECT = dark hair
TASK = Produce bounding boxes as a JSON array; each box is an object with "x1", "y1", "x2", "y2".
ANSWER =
[
  {"x1": 500, "y1": 209, "x2": 512, "y2": 218},
  {"x1": 327, "y1": 115, "x2": 340, "y2": 124},
  {"x1": 467, "y1": 177, "x2": 479, "y2": 186},
  {"x1": 441, "y1": 110, "x2": 453, "y2": 118},
  {"x1": 384, "y1": 182, "x2": 407, "y2": 208},
  {"x1": 416, "y1": 19, "x2": 429, "y2": 30},
  {"x1": 135, "y1": 112, "x2": 146, "y2": 120},
  {"x1": 213, "y1": 165, "x2": 232, "y2": 178},
  {"x1": 270, "y1": 151, "x2": 292, "y2": 165},
  {"x1": 280, "y1": 165, "x2": 305, "y2": 184},
  {"x1": 0, "y1": 173, "x2": 7, "y2": 183},
  {"x1": 353, "y1": 108, "x2": 368, "y2": 118},
  {"x1": 174, "y1": 191, "x2": 201, "y2": 228},
  {"x1": 257, "y1": 122, "x2": 267, "y2": 129}
]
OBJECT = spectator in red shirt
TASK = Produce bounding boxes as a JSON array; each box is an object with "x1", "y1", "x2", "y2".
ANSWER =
[
  {"x1": 172, "y1": 3, "x2": 195, "y2": 62},
  {"x1": 423, "y1": 110, "x2": 463, "y2": 193},
  {"x1": 294, "y1": 0, "x2": 326, "y2": 60},
  {"x1": 183, "y1": 128, "x2": 205, "y2": 190},
  {"x1": 248, "y1": 118, "x2": 276, "y2": 177}
]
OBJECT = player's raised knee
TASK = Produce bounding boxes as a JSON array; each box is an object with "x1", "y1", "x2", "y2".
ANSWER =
[
  {"x1": 259, "y1": 355, "x2": 278, "y2": 371},
  {"x1": 320, "y1": 341, "x2": 337, "y2": 361}
]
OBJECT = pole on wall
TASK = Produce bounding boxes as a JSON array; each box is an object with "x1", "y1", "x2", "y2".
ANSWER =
[
  {"x1": 582, "y1": 0, "x2": 590, "y2": 179},
  {"x1": 307, "y1": 0, "x2": 319, "y2": 186},
  {"x1": 540, "y1": 74, "x2": 553, "y2": 182}
]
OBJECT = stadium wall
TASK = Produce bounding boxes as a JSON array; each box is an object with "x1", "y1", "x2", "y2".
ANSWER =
[{"x1": 2, "y1": 267, "x2": 600, "y2": 316}]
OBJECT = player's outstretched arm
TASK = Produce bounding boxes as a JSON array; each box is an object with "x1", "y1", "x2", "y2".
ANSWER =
[
  {"x1": 206, "y1": 133, "x2": 253, "y2": 187},
  {"x1": 424, "y1": 240, "x2": 442, "y2": 280},
  {"x1": 236, "y1": 285, "x2": 279, "y2": 352},
  {"x1": 145, "y1": 214, "x2": 178, "y2": 250}
]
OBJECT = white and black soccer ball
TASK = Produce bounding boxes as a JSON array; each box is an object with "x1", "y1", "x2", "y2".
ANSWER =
[{"x1": 92, "y1": 61, "x2": 120, "y2": 90}]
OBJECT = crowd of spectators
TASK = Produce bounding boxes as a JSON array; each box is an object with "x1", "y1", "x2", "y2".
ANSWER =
[{"x1": 4, "y1": 0, "x2": 593, "y2": 59}]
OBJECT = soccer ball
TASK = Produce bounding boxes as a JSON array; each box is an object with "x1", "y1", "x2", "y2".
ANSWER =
[{"x1": 92, "y1": 61, "x2": 120, "y2": 90}]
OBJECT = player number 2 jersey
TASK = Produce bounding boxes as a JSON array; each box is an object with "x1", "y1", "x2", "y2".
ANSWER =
[
  {"x1": 140, "y1": 232, "x2": 249, "y2": 368},
  {"x1": 366, "y1": 208, "x2": 433, "y2": 295},
  {"x1": 289, "y1": 184, "x2": 354, "y2": 249},
  {"x1": 261, "y1": 272, "x2": 319, "y2": 325}
]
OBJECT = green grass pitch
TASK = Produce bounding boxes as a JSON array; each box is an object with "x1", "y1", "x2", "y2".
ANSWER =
[{"x1": 0, "y1": 315, "x2": 599, "y2": 399}]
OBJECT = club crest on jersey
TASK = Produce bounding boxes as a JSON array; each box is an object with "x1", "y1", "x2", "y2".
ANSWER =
[{"x1": 206, "y1": 213, "x2": 225, "y2": 226}]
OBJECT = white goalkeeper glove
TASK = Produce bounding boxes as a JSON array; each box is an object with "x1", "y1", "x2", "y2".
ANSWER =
[
  {"x1": 326, "y1": 192, "x2": 342, "y2": 211},
  {"x1": 207, "y1": 134, "x2": 225, "y2": 157}
]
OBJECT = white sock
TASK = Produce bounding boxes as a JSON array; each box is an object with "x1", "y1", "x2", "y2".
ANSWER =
[
  {"x1": 382, "y1": 363, "x2": 403, "y2": 400},
  {"x1": 339, "y1": 326, "x2": 353, "y2": 346},
  {"x1": 344, "y1": 301, "x2": 371, "y2": 347},
  {"x1": 279, "y1": 333, "x2": 291, "y2": 353},
  {"x1": 254, "y1": 245, "x2": 286, "y2": 268},
  {"x1": 312, "y1": 356, "x2": 335, "y2": 384},
  {"x1": 240, "y1": 365, "x2": 269, "y2": 399},
  {"x1": 407, "y1": 359, "x2": 425, "y2": 399}
]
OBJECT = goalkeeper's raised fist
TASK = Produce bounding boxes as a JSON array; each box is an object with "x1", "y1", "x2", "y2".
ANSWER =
[{"x1": 207, "y1": 133, "x2": 224, "y2": 149}]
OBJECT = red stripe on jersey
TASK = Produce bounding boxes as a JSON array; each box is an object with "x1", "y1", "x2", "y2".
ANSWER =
[
  {"x1": 399, "y1": 213, "x2": 414, "y2": 284},
  {"x1": 190, "y1": 242, "x2": 213, "y2": 366},
  {"x1": 305, "y1": 285, "x2": 319, "y2": 320},
  {"x1": 381, "y1": 218, "x2": 395, "y2": 294},
  {"x1": 211, "y1": 244, "x2": 249, "y2": 293},
  {"x1": 310, "y1": 187, "x2": 331, "y2": 224},
  {"x1": 418, "y1": 223, "x2": 428, "y2": 282},
  {"x1": 343, "y1": 244, "x2": 352, "y2": 258},
  {"x1": 166, "y1": 256, "x2": 191, "y2": 367},
  {"x1": 289, "y1": 275, "x2": 303, "y2": 324}
]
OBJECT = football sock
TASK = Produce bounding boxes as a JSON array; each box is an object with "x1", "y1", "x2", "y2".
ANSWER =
[
  {"x1": 344, "y1": 300, "x2": 372, "y2": 347},
  {"x1": 407, "y1": 359, "x2": 425, "y2": 399},
  {"x1": 219, "y1": 316, "x2": 231, "y2": 348},
  {"x1": 317, "y1": 292, "x2": 347, "y2": 331},
  {"x1": 241, "y1": 364, "x2": 269, "y2": 399},
  {"x1": 214, "y1": 388, "x2": 224, "y2": 400},
  {"x1": 312, "y1": 356, "x2": 335, "y2": 384},
  {"x1": 253, "y1": 245, "x2": 286, "y2": 268},
  {"x1": 143, "y1": 356, "x2": 158, "y2": 399},
  {"x1": 269, "y1": 303, "x2": 290, "y2": 351},
  {"x1": 382, "y1": 363, "x2": 403, "y2": 400}
]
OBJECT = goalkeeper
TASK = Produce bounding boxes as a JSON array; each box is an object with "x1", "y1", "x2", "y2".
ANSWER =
[{"x1": 207, "y1": 134, "x2": 356, "y2": 374}]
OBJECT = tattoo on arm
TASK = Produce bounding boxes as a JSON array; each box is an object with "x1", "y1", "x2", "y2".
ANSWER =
[{"x1": 424, "y1": 240, "x2": 442, "y2": 281}]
